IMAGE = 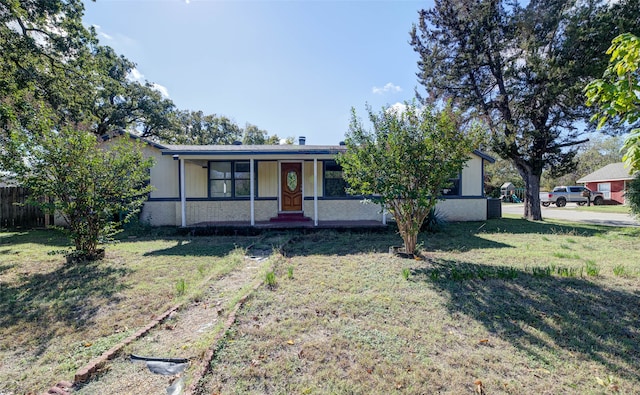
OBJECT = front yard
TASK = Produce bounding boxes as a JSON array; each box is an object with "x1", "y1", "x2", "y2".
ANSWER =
[{"x1": 1, "y1": 219, "x2": 639, "y2": 394}]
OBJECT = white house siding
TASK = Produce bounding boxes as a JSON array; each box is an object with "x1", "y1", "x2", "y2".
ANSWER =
[
  {"x1": 254, "y1": 200, "x2": 279, "y2": 221},
  {"x1": 185, "y1": 161, "x2": 208, "y2": 198},
  {"x1": 141, "y1": 201, "x2": 177, "y2": 226},
  {"x1": 435, "y1": 198, "x2": 487, "y2": 221},
  {"x1": 303, "y1": 160, "x2": 324, "y2": 197},
  {"x1": 306, "y1": 199, "x2": 382, "y2": 221},
  {"x1": 258, "y1": 161, "x2": 278, "y2": 198},
  {"x1": 182, "y1": 200, "x2": 250, "y2": 224},
  {"x1": 148, "y1": 149, "x2": 179, "y2": 199},
  {"x1": 461, "y1": 156, "x2": 483, "y2": 196}
]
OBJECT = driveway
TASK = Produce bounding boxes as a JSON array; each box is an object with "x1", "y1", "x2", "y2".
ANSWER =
[{"x1": 501, "y1": 203, "x2": 639, "y2": 227}]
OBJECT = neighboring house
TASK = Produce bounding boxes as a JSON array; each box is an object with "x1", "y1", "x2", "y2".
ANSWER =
[
  {"x1": 112, "y1": 134, "x2": 495, "y2": 227},
  {"x1": 577, "y1": 162, "x2": 638, "y2": 204}
]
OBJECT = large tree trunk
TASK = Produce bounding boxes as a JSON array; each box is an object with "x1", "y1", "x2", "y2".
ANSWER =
[
  {"x1": 514, "y1": 161, "x2": 543, "y2": 221},
  {"x1": 523, "y1": 172, "x2": 542, "y2": 220}
]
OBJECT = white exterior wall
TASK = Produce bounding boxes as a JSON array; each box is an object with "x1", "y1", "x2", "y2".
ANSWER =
[
  {"x1": 461, "y1": 156, "x2": 483, "y2": 196},
  {"x1": 148, "y1": 148, "x2": 179, "y2": 199},
  {"x1": 141, "y1": 201, "x2": 177, "y2": 226},
  {"x1": 142, "y1": 200, "x2": 280, "y2": 226},
  {"x1": 303, "y1": 160, "x2": 324, "y2": 197},
  {"x1": 435, "y1": 198, "x2": 487, "y2": 221},
  {"x1": 185, "y1": 161, "x2": 208, "y2": 198},
  {"x1": 258, "y1": 162, "x2": 278, "y2": 197},
  {"x1": 304, "y1": 199, "x2": 382, "y2": 221}
]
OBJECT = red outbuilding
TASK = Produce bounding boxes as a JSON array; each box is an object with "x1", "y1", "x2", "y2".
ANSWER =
[{"x1": 577, "y1": 162, "x2": 637, "y2": 205}]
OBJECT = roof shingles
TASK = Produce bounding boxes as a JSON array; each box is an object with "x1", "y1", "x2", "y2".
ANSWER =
[{"x1": 577, "y1": 162, "x2": 637, "y2": 183}]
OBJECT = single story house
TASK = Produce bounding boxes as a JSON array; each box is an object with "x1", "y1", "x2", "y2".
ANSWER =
[
  {"x1": 120, "y1": 135, "x2": 495, "y2": 227},
  {"x1": 577, "y1": 162, "x2": 638, "y2": 204}
]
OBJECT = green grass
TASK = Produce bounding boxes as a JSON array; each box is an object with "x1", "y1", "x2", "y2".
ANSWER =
[
  {"x1": 200, "y1": 219, "x2": 640, "y2": 394},
  {"x1": 575, "y1": 204, "x2": 632, "y2": 214},
  {"x1": 2, "y1": 219, "x2": 640, "y2": 394},
  {"x1": 0, "y1": 229, "x2": 258, "y2": 393}
]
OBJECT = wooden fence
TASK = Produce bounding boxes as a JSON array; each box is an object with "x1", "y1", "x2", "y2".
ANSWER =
[{"x1": 0, "y1": 187, "x2": 49, "y2": 229}]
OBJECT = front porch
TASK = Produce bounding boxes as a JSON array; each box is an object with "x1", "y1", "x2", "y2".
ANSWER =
[{"x1": 191, "y1": 219, "x2": 387, "y2": 230}]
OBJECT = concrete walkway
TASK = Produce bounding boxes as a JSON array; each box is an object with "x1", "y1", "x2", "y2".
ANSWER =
[{"x1": 501, "y1": 203, "x2": 639, "y2": 227}]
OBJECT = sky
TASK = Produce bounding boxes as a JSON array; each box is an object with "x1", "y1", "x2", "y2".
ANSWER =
[{"x1": 82, "y1": 0, "x2": 432, "y2": 145}]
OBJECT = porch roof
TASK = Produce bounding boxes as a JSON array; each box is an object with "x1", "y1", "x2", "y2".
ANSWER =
[
  {"x1": 160, "y1": 144, "x2": 346, "y2": 157},
  {"x1": 159, "y1": 144, "x2": 495, "y2": 162}
]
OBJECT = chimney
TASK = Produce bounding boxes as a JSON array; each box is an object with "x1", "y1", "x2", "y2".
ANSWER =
[{"x1": 298, "y1": 136, "x2": 306, "y2": 145}]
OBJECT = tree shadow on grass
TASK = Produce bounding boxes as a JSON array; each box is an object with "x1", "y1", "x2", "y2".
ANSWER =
[
  {"x1": 141, "y1": 237, "x2": 256, "y2": 258},
  {"x1": 284, "y1": 227, "x2": 513, "y2": 257},
  {"x1": 0, "y1": 263, "x2": 15, "y2": 274},
  {"x1": 444, "y1": 217, "x2": 612, "y2": 237},
  {"x1": 410, "y1": 258, "x2": 640, "y2": 382},
  {"x1": 0, "y1": 260, "x2": 130, "y2": 354},
  {"x1": 420, "y1": 217, "x2": 621, "y2": 253},
  {"x1": 282, "y1": 218, "x2": 620, "y2": 257},
  {"x1": 0, "y1": 229, "x2": 70, "y2": 250}
]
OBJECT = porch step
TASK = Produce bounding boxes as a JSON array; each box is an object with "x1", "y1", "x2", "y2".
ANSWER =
[{"x1": 269, "y1": 212, "x2": 312, "y2": 223}]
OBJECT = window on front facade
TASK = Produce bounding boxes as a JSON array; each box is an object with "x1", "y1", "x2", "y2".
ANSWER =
[
  {"x1": 442, "y1": 175, "x2": 461, "y2": 196},
  {"x1": 324, "y1": 160, "x2": 348, "y2": 197},
  {"x1": 209, "y1": 161, "x2": 251, "y2": 198},
  {"x1": 234, "y1": 162, "x2": 251, "y2": 197}
]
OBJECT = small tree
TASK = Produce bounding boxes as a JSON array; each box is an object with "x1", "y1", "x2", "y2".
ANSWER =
[
  {"x1": 18, "y1": 129, "x2": 154, "y2": 260},
  {"x1": 338, "y1": 103, "x2": 480, "y2": 254}
]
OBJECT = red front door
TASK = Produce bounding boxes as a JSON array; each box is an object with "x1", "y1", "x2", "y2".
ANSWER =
[{"x1": 281, "y1": 163, "x2": 302, "y2": 211}]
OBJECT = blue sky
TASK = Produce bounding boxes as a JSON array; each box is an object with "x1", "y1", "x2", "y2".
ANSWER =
[{"x1": 82, "y1": 0, "x2": 431, "y2": 145}]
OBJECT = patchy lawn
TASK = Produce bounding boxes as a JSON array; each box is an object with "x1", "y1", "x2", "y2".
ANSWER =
[
  {"x1": 1, "y1": 219, "x2": 639, "y2": 394},
  {"x1": 0, "y1": 228, "x2": 261, "y2": 394},
  {"x1": 198, "y1": 219, "x2": 640, "y2": 394}
]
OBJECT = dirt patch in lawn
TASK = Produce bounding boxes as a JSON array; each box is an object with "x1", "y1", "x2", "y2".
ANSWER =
[{"x1": 74, "y1": 254, "x2": 269, "y2": 394}]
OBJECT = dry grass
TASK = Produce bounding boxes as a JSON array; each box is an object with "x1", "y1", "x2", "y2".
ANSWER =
[
  {"x1": 199, "y1": 219, "x2": 640, "y2": 394},
  {"x1": 0, "y1": 229, "x2": 259, "y2": 394},
  {"x1": 1, "y1": 219, "x2": 639, "y2": 394}
]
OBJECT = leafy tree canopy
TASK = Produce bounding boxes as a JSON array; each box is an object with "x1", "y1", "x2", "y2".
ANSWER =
[
  {"x1": 161, "y1": 110, "x2": 286, "y2": 146},
  {"x1": 338, "y1": 102, "x2": 481, "y2": 254},
  {"x1": 585, "y1": 33, "x2": 640, "y2": 172},
  {"x1": 411, "y1": 0, "x2": 640, "y2": 220}
]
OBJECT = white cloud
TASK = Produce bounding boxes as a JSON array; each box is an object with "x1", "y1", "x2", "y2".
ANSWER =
[
  {"x1": 372, "y1": 82, "x2": 402, "y2": 95},
  {"x1": 126, "y1": 69, "x2": 170, "y2": 98},
  {"x1": 151, "y1": 83, "x2": 170, "y2": 99},
  {"x1": 128, "y1": 68, "x2": 144, "y2": 83},
  {"x1": 90, "y1": 24, "x2": 137, "y2": 48},
  {"x1": 92, "y1": 24, "x2": 113, "y2": 41},
  {"x1": 387, "y1": 102, "x2": 408, "y2": 114}
]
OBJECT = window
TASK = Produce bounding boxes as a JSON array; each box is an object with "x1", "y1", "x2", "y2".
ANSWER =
[
  {"x1": 324, "y1": 160, "x2": 348, "y2": 197},
  {"x1": 442, "y1": 176, "x2": 461, "y2": 196},
  {"x1": 234, "y1": 162, "x2": 251, "y2": 197},
  {"x1": 209, "y1": 161, "x2": 251, "y2": 198},
  {"x1": 597, "y1": 182, "x2": 611, "y2": 199}
]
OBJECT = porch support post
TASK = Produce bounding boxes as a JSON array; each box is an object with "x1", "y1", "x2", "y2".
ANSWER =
[
  {"x1": 313, "y1": 158, "x2": 318, "y2": 226},
  {"x1": 250, "y1": 158, "x2": 255, "y2": 226},
  {"x1": 180, "y1": 158, "x2": 186, "y2": 227},
  {"x1": 382, "y1": 206, "x2": 387, "y2": 225}
]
